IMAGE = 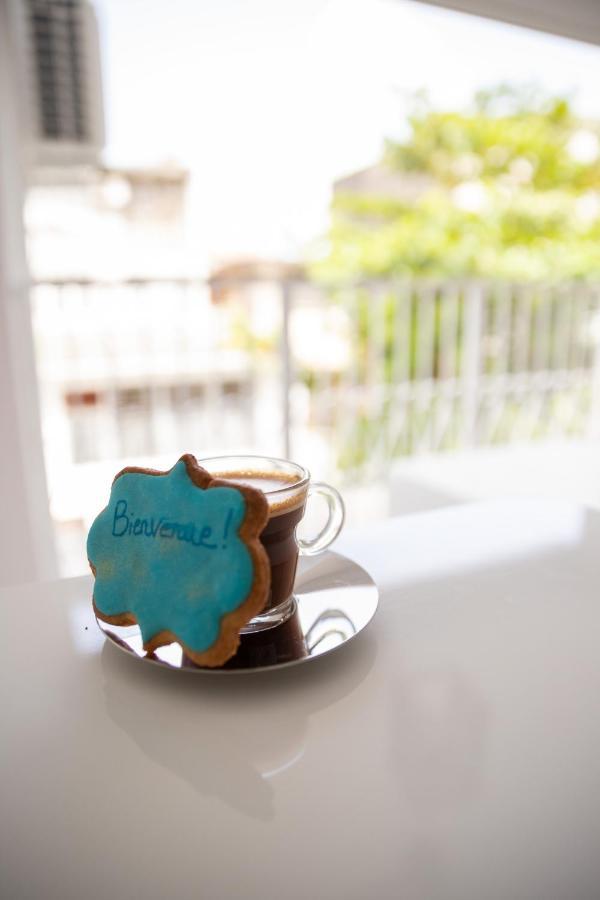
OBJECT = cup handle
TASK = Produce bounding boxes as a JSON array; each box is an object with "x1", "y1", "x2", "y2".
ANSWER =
[{"x1": 297, "y1": 482, "x2": 345, "y2": 557}]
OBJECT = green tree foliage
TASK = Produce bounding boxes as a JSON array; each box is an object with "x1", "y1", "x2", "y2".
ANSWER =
[{"x1": 314, "y1": 86, "x2": 600, "y2": 281}]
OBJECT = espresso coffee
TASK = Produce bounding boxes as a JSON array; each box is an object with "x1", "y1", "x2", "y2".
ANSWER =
[{"x1": 214, "y1": 470, "x2": 307, "y2": 613}]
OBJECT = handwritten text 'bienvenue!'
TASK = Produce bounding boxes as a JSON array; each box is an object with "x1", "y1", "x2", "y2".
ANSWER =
[{"x1": 111, "y1": 500, "x2": 233, "y2": 550}]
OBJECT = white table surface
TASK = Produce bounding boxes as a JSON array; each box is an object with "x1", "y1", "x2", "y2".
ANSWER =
[{"x1": 2, "y1": 498, "x2": 600, "y2": 900}]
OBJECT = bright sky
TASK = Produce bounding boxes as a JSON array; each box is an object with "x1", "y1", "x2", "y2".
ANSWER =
[{"x1": 95, "y1": 0, "x2": 600, "y2": 264}]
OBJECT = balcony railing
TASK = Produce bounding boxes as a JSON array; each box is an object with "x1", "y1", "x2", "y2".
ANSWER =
[{"x1": 31, "y1": 276, "x2": 600, "y2": 540}]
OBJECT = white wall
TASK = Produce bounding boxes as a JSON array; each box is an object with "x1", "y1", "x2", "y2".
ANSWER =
[{"x1": 0, "y1": 0, "x2": 57, "y2": 585}]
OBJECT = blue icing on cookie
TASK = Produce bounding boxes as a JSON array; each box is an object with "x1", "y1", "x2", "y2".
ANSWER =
[{"x1": 87, "y1": 459, "x2": 254, "y2": 654}]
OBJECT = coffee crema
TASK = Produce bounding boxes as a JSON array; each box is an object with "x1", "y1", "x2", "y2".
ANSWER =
[{"x1": 213, "y1": 470, "x2": 306, "y2": 514}]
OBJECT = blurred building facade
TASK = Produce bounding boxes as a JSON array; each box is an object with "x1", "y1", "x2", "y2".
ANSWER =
[{"x1": 26, "y1": 163, "x2": 191, "y2": 280}]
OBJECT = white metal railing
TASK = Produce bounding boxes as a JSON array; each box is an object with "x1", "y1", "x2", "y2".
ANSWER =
[
  {"x1": 30, "y1": 277, "x2": 600, "y2": 526},
  {"x1": 286, "y1": 279, "x2": 600, "y2": 479}
]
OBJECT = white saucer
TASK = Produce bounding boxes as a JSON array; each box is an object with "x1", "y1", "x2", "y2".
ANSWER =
[{"x1": 97, "y1": 551, "x2": 378, "y2": 674}]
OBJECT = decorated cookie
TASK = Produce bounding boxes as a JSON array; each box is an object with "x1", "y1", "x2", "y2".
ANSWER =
[{"x1": 87, "y1": 453, "x2": 270, "y2": 667}]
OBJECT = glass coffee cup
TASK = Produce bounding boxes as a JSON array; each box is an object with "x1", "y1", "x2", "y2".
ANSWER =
[{"x1": 198, "y1": 455, "x2": 345, "y2": 632}]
